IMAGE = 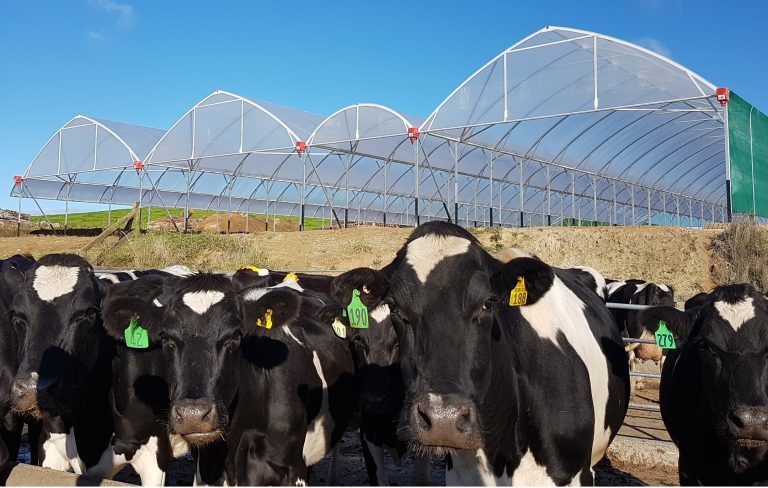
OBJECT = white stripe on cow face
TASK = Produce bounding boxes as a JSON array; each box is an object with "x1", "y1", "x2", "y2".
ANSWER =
[
  {"x1": 715, "y1": 297, "x2": 756, "y2": 331},
  {"x1": 33, "y1": 266, "x2": 80, "y2": 302},
  {"x1": 182, "y1": 290, "x2": 225, "y2": 315},
  {"x1": 369, "y1": 303, "x2": 390, "y2": 323},
  {"x1": 405, "y1": 235, "x2": 470, "y2": 284},
  {"x1": 242, "y1": 280, "x2": 305, "y2": 302},
  {"x1": 518, "y1": 275, "x2": 612, "y2": 465},
  {"x1": 658, "y1": 284, "x2": 671, "y2": 293}
]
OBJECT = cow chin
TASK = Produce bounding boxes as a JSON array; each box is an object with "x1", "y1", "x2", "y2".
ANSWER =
[
  {"x1": 11, "y1": 398, "x2": 43, "y2": 420},
  {"x1": 728, "y1": 440, "x2": 768, "y2": 475},
  {"x1": 180, "y1": 430, "x2": 226, "y2": 447}
]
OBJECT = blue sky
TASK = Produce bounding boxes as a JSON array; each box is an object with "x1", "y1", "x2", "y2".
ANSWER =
[{"x1": 1, "y1": 0, "x2": 766, "y2": 214}]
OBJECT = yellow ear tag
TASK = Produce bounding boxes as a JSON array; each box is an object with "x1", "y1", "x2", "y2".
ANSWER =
[
  {"x1": 242, "y1": 265, "x2": 261, "y2": 272},
  {"x1": 509, "y1": 277, "x2": 528, "y2": 306},
  {"x1": 256, "y1": 308, "x2": 273, "y2": 329},
  {"x1": 331, "y1": 318, "x2": 347, "y2": 339},
  {"x1": 283, "y1": 273, "x2": 299, "y2": 283}
]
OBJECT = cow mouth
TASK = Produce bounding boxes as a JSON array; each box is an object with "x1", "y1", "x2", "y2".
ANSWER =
[
  {"x1": 11, "y1": 401, "x2": 43, "y2": 420},
  {"x1": 735, "y1": 438, "x2": 768, "y2": 448},
  {"x1": 180, "y1": 431, "x2": 225, "y2": 446}
]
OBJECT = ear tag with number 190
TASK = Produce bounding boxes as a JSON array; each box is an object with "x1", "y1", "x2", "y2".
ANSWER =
[
  {"x1": 347, "y1": 289, "x2": 369, "y2": 329},
  {"x1": 509, "y1": 277, "x2": 528, "y2": 306},
  {"x1": 655, "y1": 320, "x2": 676, "y2": 349}
]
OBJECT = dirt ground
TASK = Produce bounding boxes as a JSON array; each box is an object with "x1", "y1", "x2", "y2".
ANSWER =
[{"x1": 0, "y1": 224, "x2": 721, "y2": 298}]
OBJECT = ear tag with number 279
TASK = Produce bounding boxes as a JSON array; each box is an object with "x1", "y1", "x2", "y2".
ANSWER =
[
  {"x1": 655, "y1": 320, "x2": 676, "y2": 349},
  {"x1": 347, "y1": 289, "x2": 369, "y2": 329},
  {"x1": 509, "y1": 277, "x2": 528, "y2": 306}
]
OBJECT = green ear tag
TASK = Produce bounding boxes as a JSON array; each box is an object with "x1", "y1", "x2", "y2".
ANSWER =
[
  {"x1": 347, "y1": 289, "x2": 369, "y2": 329},
  {"x1": 655, "y1": 320, "x2": 676, "y2": 349},
  {"x1": 332, "y1": 318, "x2": 347, "y2": 339},
  {"x1": 124, "y1": 315, "x2": 149, "y2": 349}
]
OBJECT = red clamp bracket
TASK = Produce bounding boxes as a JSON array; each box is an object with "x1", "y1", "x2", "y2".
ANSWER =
[
  {"x1": 716, "y1": 87, "x2": 730, "y2": 107},
  {"x1": 408, "y1": 127, "x2": 420, "y2": 143},
  {"x1": 13, "y1": 176, "x2": 23, "y2": 185},
  {"x1": 295, "y1": 141, "x2": 307, "y2": 155},
  {"x1": 133, "y1": 161, "x2": 144, "y2": 171}
]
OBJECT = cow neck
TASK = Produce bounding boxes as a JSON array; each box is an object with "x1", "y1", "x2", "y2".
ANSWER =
[{"x1": 476, "y1": 324, "x2": 526, "y2": 473}]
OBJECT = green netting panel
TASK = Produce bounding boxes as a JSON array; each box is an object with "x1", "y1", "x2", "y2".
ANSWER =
[{"x1": 729, "y1": 91, "x2": 768, "y2": 217}]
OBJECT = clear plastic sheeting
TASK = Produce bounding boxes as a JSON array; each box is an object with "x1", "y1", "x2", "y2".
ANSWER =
[{"x1": 12, "y1": 27, "x2": 734, "y2": 229}]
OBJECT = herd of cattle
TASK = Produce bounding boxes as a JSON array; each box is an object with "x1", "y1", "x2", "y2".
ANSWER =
[{"x1": 0, "y1": 221, "x2": 765, "y2": 486}]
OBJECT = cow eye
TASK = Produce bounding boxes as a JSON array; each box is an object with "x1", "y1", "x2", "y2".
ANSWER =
[
  {"x1": 482, "y1": 298, "x2": 497, "y2": 311},
  {"x1": 224, "y1": 334, "x2": 241, "y2": 353},
  {"x1": 159, "y1": 332, "x2": 176, "y2": 351},
  {"x1": 11, "y1": 315, "x2": 26, "y2": 328}
]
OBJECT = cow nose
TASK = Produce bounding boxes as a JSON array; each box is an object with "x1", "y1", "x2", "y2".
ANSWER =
[
  {"x1": 170, "y1": 399, "x2": 218, "y2": 435},
  {"x1": 728, "y1": 406, "x2": 768, "y2": 440},
  {"x1": 11, "y1": 375, "x2": 39, "y2": 412},
  {"x1": 411, "y1": 395, "x2": 481, "y2": 449}
]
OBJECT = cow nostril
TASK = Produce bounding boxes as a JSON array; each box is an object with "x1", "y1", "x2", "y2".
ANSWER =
[
  {"x1": 201, "y1": 405, "x2": 214, "y2": 422},
  {"x1": 455, "y1": 406, "x2": 474, "y2": 433},
  {"x1": 730, "y1": 410, "x2": 747, "y2": 429},
  {"x1": 416, "y1": 403, "x2": 432, "y2": 431}
]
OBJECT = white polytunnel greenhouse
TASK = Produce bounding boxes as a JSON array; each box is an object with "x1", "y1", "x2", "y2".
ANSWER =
[{"x1": 13, "y1": 26, "x2": 768, "y2": 230}]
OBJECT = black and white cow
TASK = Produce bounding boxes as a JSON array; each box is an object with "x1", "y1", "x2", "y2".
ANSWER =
[
  {"x1": 10, "y1": 254, "x2": 114, "y2": 475},
  {"x1": 638, "y1": 284, "x2": 768, "y2": 485},
  {"x1": 606, "y1": 279, "x2": 675, "y2": 377},
  {"x1": 10, "y1": 254, "x2": 192, "y2": 484},
  {"x1": 322, "y1": 268, "x2": 430, "y2": 486},
  {"x1": 111, "y1": 272, "x2": 356, "y2": 485},
  {"x1": 232, "y1": 267, "x2": 333, "y2": 296},
  {"x1": 0, "y1": 254, "x2": 39, "y2": 471},
  {"x1": 362, "y1": 222, "x2": 629, "y2": 485},
  {"x1": 99, "y1": 273, "x2": 191, "y2": 484}
]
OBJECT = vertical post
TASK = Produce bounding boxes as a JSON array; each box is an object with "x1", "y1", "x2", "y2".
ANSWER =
[
  {"x1": 612, "y1": 181, "x2": 617, "y2": 225},
  {"x1": 64, "y1": 185, "x2": 70, "y2": 236},
  {"x1": 414, "y1": 138, "x2": 420, "y2": 227},
  {"x1": 383, "y1": 159, "x2": 388, "y2": 227},
  {"x1": 301, "y1": 154, "x2": 306, "y2": 231},
  {"x1": 488, "y1": 153, "x2": 493, "y2": 228},
  {"x1": 648, "y1": 190, "x2": 653, "y2": 226},
  {"x1": 519, "y1": 158, "x2": 524, "y2": 226},
  {"x1": 108, "y1": 202, "x2": 112, "y2": 227},
  {"x1": 724, "y1": 99, "x2": 733, "y2": 222},
  {"x1": 592, "y1": 176, "x2": 597, "y2": 224},
  {"x1": 453, "y1": 142, "x2": 459, "y2": 225},
  {"x1": 16, "y1": 191, "x2": 21, "y2": 238},
  {"x1": 571, "y1": 173, "x2": 576, "y2": 222},
  {"x1": 546, "y1": 166, "x2": 551, "y2": 226},
  {"x1": 184, "y1": 169, "x2": 191, "y2": 233},
  {"x1": 630, "y1": 185, "x2": 636, "y2": 225},
  {"x1": 345, "y1": 154, "x2": 351, "y2": 229}
]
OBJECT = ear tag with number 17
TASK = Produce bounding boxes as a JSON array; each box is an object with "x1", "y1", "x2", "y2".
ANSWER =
[
  {"x1": 655, "y1": 320, "x2": 676, "y2": 349},
  {"x1": 347, "y1": 289, "x2": 369, "y2": 329}
]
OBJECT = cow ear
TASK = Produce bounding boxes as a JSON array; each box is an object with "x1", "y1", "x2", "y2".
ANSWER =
[
  {"x1": 637, "y1": 306, "x2": 697, "y2": 340},
  {"x1": 240, "y1": 288, "x2": 301, "y2": 334},
  {"x1": 331, "y1": 268, "x2": 388, "y2": 310},
  {"x1": 101, "y1": 276, "x2": 169, "y2": 347},
  {"x1": 490, "y1": 257, "x2": 554, "y2": 306},
  {"x1": 232, "y1": 267, "x2": 276, "y2": 291}
]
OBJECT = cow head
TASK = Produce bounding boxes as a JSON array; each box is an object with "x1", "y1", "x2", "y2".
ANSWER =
[
  {"x1": 325, "y1": 267, "x2": 401, "y2": 415},
  {"x1": 639, "y1": 284, "x2": 768, "y2": 476},
  {"x1": 366, "y1": 222, "x2": 508, "y2": 454},
  {"x1": 154, "y1": 274, "x2": 242, "y2": 446},
  {"x1": 10, "y1": 254, "x2": 108, "y2": 418}
]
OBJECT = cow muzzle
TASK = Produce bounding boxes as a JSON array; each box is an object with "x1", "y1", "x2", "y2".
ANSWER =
[
  {"x1": 728, "y1": 405, "x2": 768, "y2": 445},
  {"x1": 170, "y1": 399, "x2": 223, "y2": 445},
  {"x1": 11, "y1": 373, "x2": 60, "y2": 418},
  {"x1": 410, "y1": 394, "x2": 482, "y2": 450}
]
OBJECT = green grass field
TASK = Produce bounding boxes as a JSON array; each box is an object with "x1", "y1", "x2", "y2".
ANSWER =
[{"x1": 30, "y1": 207, "x2": 327, "y2": 231}]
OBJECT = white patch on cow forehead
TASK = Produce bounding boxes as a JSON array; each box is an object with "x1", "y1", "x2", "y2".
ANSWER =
[
  {"x1": 605, "y1": 281, "x2": 626, "y2": 295},
  {"x1": 658, "y1": 284, "x2": 671, "y2": 293},
  {"x1": 715, "y1": 297, "x2": 755, "y2": 331},
  {"x1": 182, "y1": 290, "x2": 225, "y2": 315},
  {"x1": 406, "y1": 235, "x2": 471, "y2": 283},
  {"x1": 573, "y1": 266, "x2": 607, "y2": 300},
  {"x1": 33, "y1": 266, "x2": 80, "y2": 302},
  {"x1": 369, "y1": 304, "x2": 390, "y2": 323}
]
